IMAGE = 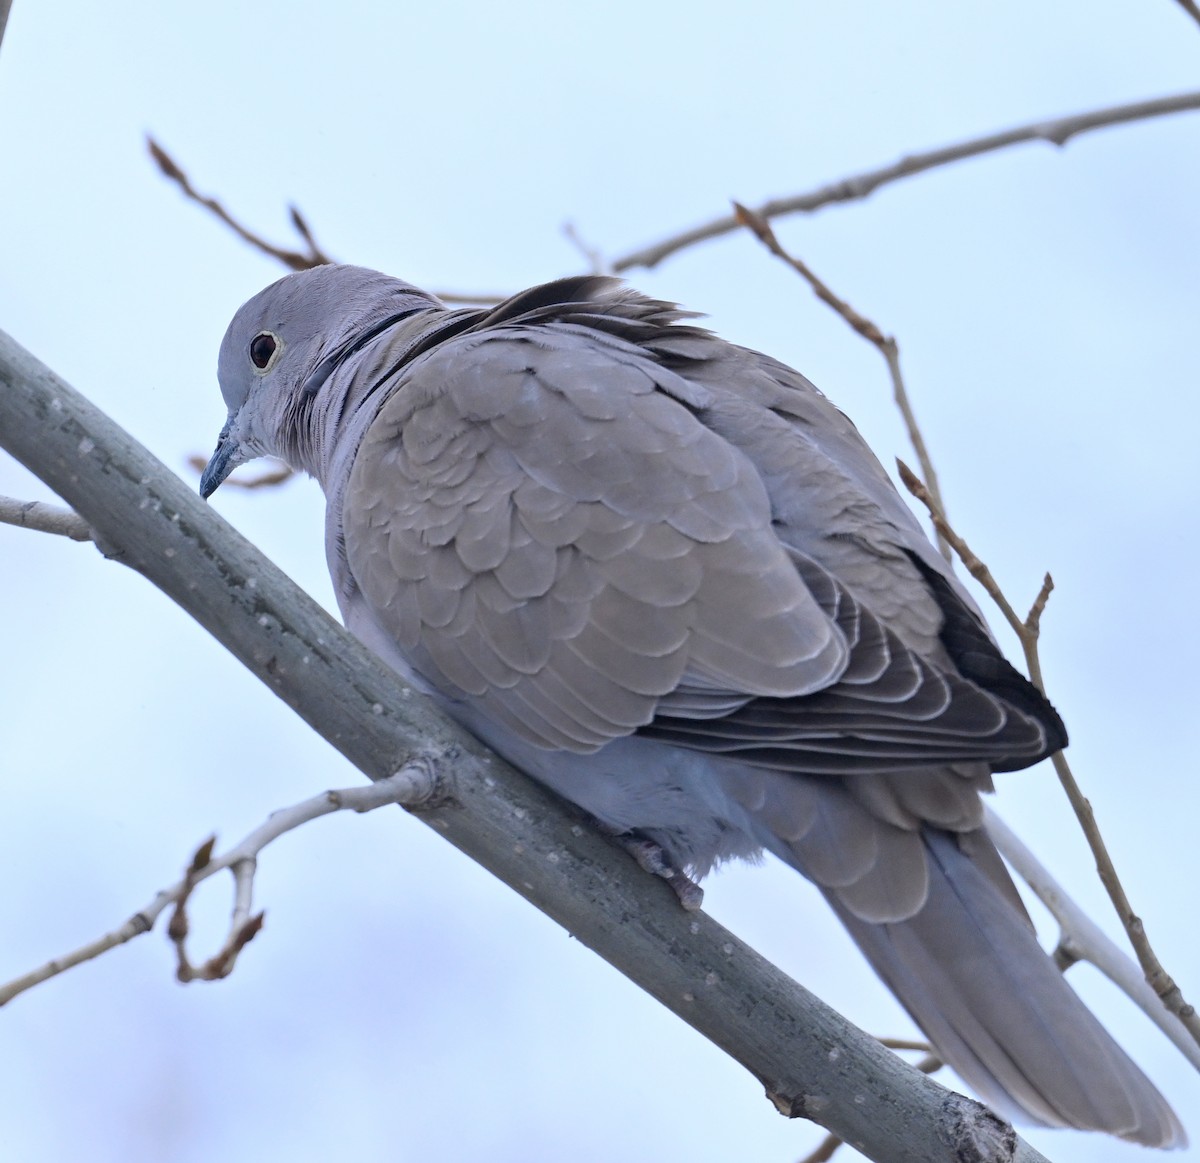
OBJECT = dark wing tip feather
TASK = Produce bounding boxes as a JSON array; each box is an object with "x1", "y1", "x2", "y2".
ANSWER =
[{"x1": 903, "y1": 551, "x2": 1068, "y2": 762}]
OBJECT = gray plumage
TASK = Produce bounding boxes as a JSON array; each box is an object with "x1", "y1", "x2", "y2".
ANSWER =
[{"x1": 202, "y1": 263, "x2": 1183, "y2": 1147}]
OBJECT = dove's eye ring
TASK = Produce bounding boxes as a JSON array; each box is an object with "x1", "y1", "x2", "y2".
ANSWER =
[{"x1": 249, "y1": 331, "x2": 282, "y2": 372}]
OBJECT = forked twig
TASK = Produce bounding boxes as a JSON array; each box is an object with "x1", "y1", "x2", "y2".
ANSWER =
[
  {"x1": 166, "y1": 836, "x2": 265, "y2": 983},
  {"x1": 148, "y1": 136, "x2": 332, "y2": 271},
  {"x1": 0, "y1": 762, "x2": 440, "y2": 1006},
  {"x1": 148, "y1": 138, "x2": 504, "y2": 304}
]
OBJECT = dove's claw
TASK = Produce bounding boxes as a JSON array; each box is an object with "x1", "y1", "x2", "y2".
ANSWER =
[{"x1": 604, "y1": 829, "x2": 705, "y2": 911}]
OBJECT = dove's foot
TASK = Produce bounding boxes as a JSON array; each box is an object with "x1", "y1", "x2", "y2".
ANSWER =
[{"x1": 601, "y1": 827, "x2": 704, "y2": 911}]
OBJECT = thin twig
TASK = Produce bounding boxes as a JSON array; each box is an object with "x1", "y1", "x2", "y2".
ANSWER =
[
  {"x1": 899, "y1": 459, "x2": 1200, "y2": 1050},
  {"x1": 613, "y1": 90, "x2": 1200, "y2": 272},
  {"x1": 878, "y1": 1037, "x2": 933, "y2": 1053},
  {"x1": 185, "y1": 454, "x2": 296, "y2": 491},
  {"x1": 731, "y1": 204, "x2": 887, "y2": 345},
  {"x1": 147, "y1": 136, "x2": 332, "y2": 271},
  {"x1": 797, "y1": 1133, "x2": 845, "y2": 1163},
  {"x1": 0, "y1": 494, "x2": 92, "y2": 541},
  {"x1": 727, "y1": 101, "x2": 1200, "y2": 1059},
  {"x1": 985, "y1": 806, "x2": 1200, "y2": 1068},
  {"x1": 732, "y1": 202, "x2": 950, "y2": 560},
  {"x1": 288, "y1": 205, "x2": 324, "y2": 260},
  {"x1": 896, "y1": 461, "x2": 1027, "y2": 635},
  {"x1": 165, "y1": 836, "x2": 266, "y2": 983},
  {"x1": 0, "y1": 762, "x2": 440, "y2": 1006},
  {"x1": 1047, "y1": 747, "x2": 1200, "y2": 1041},
  {"x1": 1024, "y1": 572, "x2": 1054, "y2": 640},
  {"x1": 1172, "y1": 0, "x2": 1200, "y2": 30},
  {"x1": 147, "y1": 138, "x2": 504, "y2": 304},
  {"x1": 562, "y1": 221, "x2": 612, "y2": 275}
]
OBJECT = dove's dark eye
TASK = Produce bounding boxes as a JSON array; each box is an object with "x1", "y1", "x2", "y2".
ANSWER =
[{"x1": 250, "y1": 332, "x2": 279, "y2": 370}]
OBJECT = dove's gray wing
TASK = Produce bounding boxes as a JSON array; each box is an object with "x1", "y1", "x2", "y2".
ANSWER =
[
  {"x1": 342, "y1": 317, "x2": 855, "y2": 751},
  {"x1": 341, "y1": 301, "x2": 1060, "y2": 772},
  {"x1": 209, "y1": 267, "x2": 1182, "y2": 1146}
]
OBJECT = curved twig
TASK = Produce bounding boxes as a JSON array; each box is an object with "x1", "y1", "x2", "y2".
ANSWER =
[{"x1": 0, "y1": 763, "x2": 440, "y2": 1005}]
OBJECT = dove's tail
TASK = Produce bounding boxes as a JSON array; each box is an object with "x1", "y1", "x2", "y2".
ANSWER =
[{"x1": 822, "y1": 827, "x2": 1185, "y2": 1147}]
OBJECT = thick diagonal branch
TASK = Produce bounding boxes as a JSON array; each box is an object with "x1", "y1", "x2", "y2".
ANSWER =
[{"x1": 0, "y1": 330, "x2": 1052, "y2": 1163}]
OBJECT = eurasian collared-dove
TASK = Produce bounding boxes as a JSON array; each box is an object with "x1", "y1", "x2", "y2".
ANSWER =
[{"x1": 201, "y1": 264, "x2": 1183, "y2": 1146}]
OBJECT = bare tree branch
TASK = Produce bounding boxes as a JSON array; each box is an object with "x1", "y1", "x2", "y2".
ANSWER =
[
  {"x1": 612, "y1": 90, "x2": 1200, "y2": 272},
  {"x1": 0, "y1": 764, "x2": 439, "y2": 1004},
  {"x1": 899, "y1": 460, "x2": 1200, "y2": 1050},
  {"x1": 878, "y1": 1038, "x2": 934, "y2": 1053},
  {"x1": 1044, "y1": 745, "x2": 1200, "y2": 1039},
  {"x1": 731, "y1": 178, "x2": 1200, "y2": 1066},
  {"x1": 732, "y1": 201, "x2": 951, "y2": 560},
  {"x1": 150, "y1": 90, "x2": 1200, "y2": 313},
  {"x1": 184, "y1": 454, "x2": 296, "y2": 491},
  {"x1": 984, "y1": 807, "x2": 1200, "y2": 1070},
  {"x1": 147, "y1": 136, "x2": 333, "y2": 271},
  {"x1": 562, "y1": 220, "x2": 612, "y2": 274},
  {"x1": 147, "y1": 138, "x2": 504, "y2": 304},
  {"x1": 798, "y1": 1134, "x2": 846, "y2": 1163},
  {"x1": 0, "y1": 494, "x2": 91, "y2": 541},
  {"x1": 1172, "y1": 0, "x2": 1200, "y2": 30},
  {"x1": 0, "y1": 329, "x2": 1056, "y2": 1163}
]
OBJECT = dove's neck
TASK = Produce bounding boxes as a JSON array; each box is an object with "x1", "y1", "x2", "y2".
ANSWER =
[{"x1": 278, "y1": 307, "x2": 456, "y2": 490}]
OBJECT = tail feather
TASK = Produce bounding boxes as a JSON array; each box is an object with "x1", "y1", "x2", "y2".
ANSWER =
[{"x1": 823, "y1": 829, "x2": 1185, "y2": 1147}]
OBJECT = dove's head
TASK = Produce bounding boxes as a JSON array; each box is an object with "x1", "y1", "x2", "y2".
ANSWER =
[{"x1": 201, "y1": 264, "x2": 440, "y2": 497}]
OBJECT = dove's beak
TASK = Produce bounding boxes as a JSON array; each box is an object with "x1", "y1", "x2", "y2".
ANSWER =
[{"x1": 200, "y1": 418, "x2": 238, "y2": 499}]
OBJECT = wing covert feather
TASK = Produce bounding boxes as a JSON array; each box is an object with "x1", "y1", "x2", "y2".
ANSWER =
[{"x1": 343, "y1": 326, "x2": 849, "y2": 751}]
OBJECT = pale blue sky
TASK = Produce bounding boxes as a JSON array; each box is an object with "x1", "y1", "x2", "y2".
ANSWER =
[{"x1": 1, "y1": 3, "x2": 1198, "y2": 1161}]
